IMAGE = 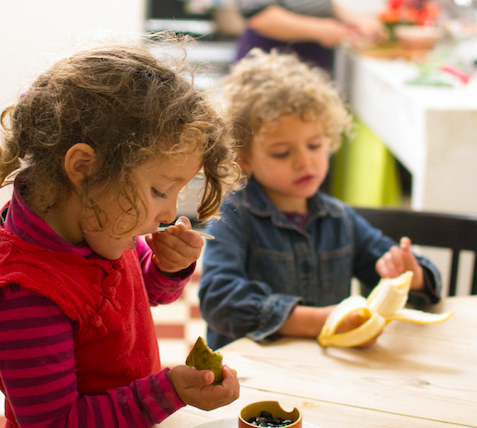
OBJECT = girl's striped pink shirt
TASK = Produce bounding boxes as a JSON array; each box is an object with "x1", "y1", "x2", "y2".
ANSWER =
[{"x1": 0, "y1": 187, "x2": 192, "y2": 427}]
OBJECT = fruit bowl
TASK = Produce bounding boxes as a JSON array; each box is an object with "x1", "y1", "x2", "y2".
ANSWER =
[
  {"x1": 239, "y1": 401, "x2": 302, "y2": 428},
  {"x1": 395, "y1": 25, "x2": 444, "y2": 49}
]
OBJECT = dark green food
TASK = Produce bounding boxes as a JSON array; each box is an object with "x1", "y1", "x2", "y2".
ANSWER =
[{"x1": 186, "y1": 337, "x2": 223, "y2": 385}]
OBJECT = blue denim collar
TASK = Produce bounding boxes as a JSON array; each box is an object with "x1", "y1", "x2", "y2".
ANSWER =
[{"x1": 240, "y1": 176, "x2": 344, "y2": 229}]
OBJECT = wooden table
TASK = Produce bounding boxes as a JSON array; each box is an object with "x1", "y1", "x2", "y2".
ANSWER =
[{"x1": 159, "y1": 296, "x2": 477, "y2": 427}]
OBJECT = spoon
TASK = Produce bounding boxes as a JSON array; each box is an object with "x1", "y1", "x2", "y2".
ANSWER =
[{"x1": 157, "y1": 226, "x2": 215, "y2": 240}]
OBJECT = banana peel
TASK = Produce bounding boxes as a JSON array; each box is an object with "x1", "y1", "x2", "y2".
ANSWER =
[
  {"x1": 318, "y1": 271, "x2": 453, "y2": 347},
  {"x1": 186, "y1": 336, "x2": 224, "y2": 385}
]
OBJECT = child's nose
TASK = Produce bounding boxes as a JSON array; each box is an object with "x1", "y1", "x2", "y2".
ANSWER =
[
  {"x1": 294, "y1": 150, "x2": 310, "y2": 169},
  {"x1": 155, "y1": 200, "x2": 178, "y2": 225}
]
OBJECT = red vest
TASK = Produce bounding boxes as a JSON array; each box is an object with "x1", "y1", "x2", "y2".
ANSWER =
[{"x1": 0, "y1": 227, "x2": 161, "y2": 426}]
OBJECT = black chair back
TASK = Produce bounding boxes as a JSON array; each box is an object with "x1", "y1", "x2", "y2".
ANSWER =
[{"x1": 354, "y1": 207, "x2": 477, "y2": 296}]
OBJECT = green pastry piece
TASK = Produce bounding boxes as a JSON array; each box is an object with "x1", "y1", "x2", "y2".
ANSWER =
[{"x1": 186, "y1": 337, "x2": 224, "y2": 385}]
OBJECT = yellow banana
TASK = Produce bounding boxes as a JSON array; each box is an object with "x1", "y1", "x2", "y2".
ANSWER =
[{"x1": 318, "y1": 271, "x2": 453, "y2": 347}]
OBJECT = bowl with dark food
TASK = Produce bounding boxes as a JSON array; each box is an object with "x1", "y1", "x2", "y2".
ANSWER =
[{"x1": 239, "y1": 401, "x2": 302, "y2": 428}]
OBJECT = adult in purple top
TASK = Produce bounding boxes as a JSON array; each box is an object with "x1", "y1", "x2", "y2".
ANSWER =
[{"x1": 235, "y1": 0, "x2": 387, "y2": 74}]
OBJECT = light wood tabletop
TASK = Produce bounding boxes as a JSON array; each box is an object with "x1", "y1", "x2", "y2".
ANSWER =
[{"x1": 159, "y1": 296, "x2": 477, "y2": 428}]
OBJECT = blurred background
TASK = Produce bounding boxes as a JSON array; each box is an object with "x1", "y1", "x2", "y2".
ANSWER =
[{"x1": 1, "y1": 2, "x2": 477, "y2": 420}]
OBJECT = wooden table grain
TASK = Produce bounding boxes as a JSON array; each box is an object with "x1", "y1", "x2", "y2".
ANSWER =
[{"x1": 158, "y1": 296, "x2": 477, "y2": 428}]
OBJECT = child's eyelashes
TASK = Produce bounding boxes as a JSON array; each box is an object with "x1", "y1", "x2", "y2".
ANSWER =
[
  {"x1": 151, "y1": 187, "x2": 167, "y2": 198},
  {"x1": 271, "y1": 152, "x2": 289, "y2": 159},
  {"x1": 270, "y1": 144, "x2": 322, "y2": 158}
]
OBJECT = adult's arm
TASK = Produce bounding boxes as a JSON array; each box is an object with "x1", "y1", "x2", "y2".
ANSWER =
[
  {"x1": 246, "y1": 5, "x2": 348, "y2": 48},
  {"x1": 333, "y1": 4, "x2": 387, "y2": 41}
]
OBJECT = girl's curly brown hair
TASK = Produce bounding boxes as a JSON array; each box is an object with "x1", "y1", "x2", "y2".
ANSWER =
[
  {"x1": 220, "y1": 48, "x2": 352, "y2": 156},
  {"x1": 0, "y1": 35, "x2": 240, "y2": 230}
]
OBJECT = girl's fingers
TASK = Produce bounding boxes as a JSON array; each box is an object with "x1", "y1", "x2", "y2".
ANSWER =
[{"x1": 175, "y1": 216, "x2": 191, "y2": 229}]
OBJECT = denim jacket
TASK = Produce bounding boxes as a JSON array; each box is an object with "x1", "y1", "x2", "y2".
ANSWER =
[{"x1": 199, "y1": 177, "x2": 442, "y2": 350}]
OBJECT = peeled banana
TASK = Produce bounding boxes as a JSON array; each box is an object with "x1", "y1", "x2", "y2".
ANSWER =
[{"x1": 318, "y1": 271, "x2": 453, "y2": 347}]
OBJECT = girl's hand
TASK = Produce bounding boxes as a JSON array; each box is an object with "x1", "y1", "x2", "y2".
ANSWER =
[
  {"x1": 168, "y1": 364, "x2": 240, "y2": 411},
  {"x1": 376, "y1": 237, "x2": 424, "y2": 290},
  {"x1": 145, "y1": 216, "x2": 204, "y2": 274}
]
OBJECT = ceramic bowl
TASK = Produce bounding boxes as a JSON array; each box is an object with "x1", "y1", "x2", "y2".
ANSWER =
[
  {"x1": 395, "y1": 25, "x2": 444, "y2": 49},
  {"x1": 239, "y1": 401, "x2": 302, "y2": 428}
]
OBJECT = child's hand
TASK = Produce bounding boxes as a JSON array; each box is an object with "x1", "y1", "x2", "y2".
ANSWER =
[
  {"x1": 168, "y1": 364, "x2": 240, "y2": 411},
  {"x1": 376, "y1": 237, "x2": 424, "y2": 290},
  {"x1": 146, "y1": 216, "x2": 204, "y2": 274},
  {"x1": 335, "y1": 311, "x2": 381, "y2": 348}
]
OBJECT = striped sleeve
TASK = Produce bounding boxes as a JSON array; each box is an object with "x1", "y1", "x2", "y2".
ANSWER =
[
  {"x1": 0, "y1": 285, "x2": 184, "y2": 428},
  {"x1": 235, "y1": 0, "x2": 277, "y2": 17},
  {"x1": 236, "y1": 0, "x2": 334, "y2": 18},
  {"x1": 136, "y1": 237, "x2": 194, "y2": 306}
]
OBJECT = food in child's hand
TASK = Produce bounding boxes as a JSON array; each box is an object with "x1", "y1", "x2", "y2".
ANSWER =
[
  {"x1": 186, "y1": 336, "x2": 223, "y2": 385},
  {"x1": 318, "y1": 271, "x2": 453, "y2": 347}
]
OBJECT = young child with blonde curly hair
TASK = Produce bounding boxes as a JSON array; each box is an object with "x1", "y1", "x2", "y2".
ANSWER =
[
  {"x1": 0, "y1": 38, "x2": 240, "y2": 427},
  {"x1": 199, "y1": 49, "x2": 442, "y2": 350}
]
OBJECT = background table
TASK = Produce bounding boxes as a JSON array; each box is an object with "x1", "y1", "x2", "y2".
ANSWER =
[
  {"x1": 159, "y1": 296, "x2": 477, "y2": 427},
  {"x1": 334, "y1": 49, "x2": 477, "y2": 217}
]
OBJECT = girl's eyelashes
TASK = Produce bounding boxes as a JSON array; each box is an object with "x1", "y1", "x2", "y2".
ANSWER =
[
  {"x1": 151, "y1": 187, "x2": 167, "y2": 198},
  {"x1": 271, "y1": 151, "x2": 289, "y2": 159}
]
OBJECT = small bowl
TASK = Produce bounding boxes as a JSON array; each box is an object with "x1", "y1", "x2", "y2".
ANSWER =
[
  {"x1": 239, "y1": 401, "x2": 302, "y2": 428},
  {"x1": 395, "y1": 25, "x2": 444, "y2": 49}
]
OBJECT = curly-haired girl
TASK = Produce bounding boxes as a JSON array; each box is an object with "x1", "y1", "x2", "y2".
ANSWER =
[
  {"x1": 199, "y1": 49, "x2": 442, "y2": 350},
  {"x1": 0, "y1": 38, "x2": 240, "y2": 427}
]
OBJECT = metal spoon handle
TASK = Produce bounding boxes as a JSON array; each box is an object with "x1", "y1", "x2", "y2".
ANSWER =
[{"x1": 157, "y1": 227, "x2": 215, "y2": 240}]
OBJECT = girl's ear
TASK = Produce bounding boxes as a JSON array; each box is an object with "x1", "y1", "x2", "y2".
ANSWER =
[{"x1": 64, "y1": 143, "x2": 96, "y2": 188}]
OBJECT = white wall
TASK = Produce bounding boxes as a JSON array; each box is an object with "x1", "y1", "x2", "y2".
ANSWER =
[
  {"x1": 0, "y1": 0, "x2": 147, "y2": 206},
  {"x1": 0, "y1": 3, "x2": 147, "y2": 413}
]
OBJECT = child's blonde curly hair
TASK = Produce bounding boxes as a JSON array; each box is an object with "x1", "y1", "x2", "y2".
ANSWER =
[
  {"x1": 221, "y1": 48, "x2": 352, "y2": 155},
  {"x1": 0, "y1": 36, "x2": 240, "y2": 228}
]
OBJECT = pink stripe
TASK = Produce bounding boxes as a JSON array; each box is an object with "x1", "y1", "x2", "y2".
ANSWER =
[
  {"x1": 110, "y1": 391, "x2": 124, "y2": 426},
  {"x1": 12, "y1": 215, "x2": 80, "y2": 254},
  {"x1": 6, "y1": 373, "x2": 76, "y2": 398},
  {"x1": 1, "y1": 355, "x2": 75, "y2": 378},
  {"x1": 114, "y1": 388, "x2": 144, "y2": 427},
  {"x1": 98, "y1": 395, "x2": 117, "y2": 427},
  {"x1": 10, "y1": 212, "x2": 92, "y2": 257},
  {"x1": 138, "y1": 377, "x2": 156, "y2": 407},
  {"x1": 0, "y1": 337, "x2": 73, "y2": 360},
  {"x1": 0, "y1": 304, "x2": 66, "y2": 321},
  {"x1": 138, "y1": 378, "x2": 167, "y2": 422},
  {"x1": 12, "y1": 390, "x2": 77, "y2": 416},
  {"x1": 158, "y1": 371, "x2": 184, "y2": 410},
  {"x1": 0, "y1": 322, "x2": 71, "y2": 341}
]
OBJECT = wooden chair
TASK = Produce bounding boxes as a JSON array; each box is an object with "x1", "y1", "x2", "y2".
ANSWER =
[{"x1": 354, "y1": 206, "x2": 477, "y2": 296}]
